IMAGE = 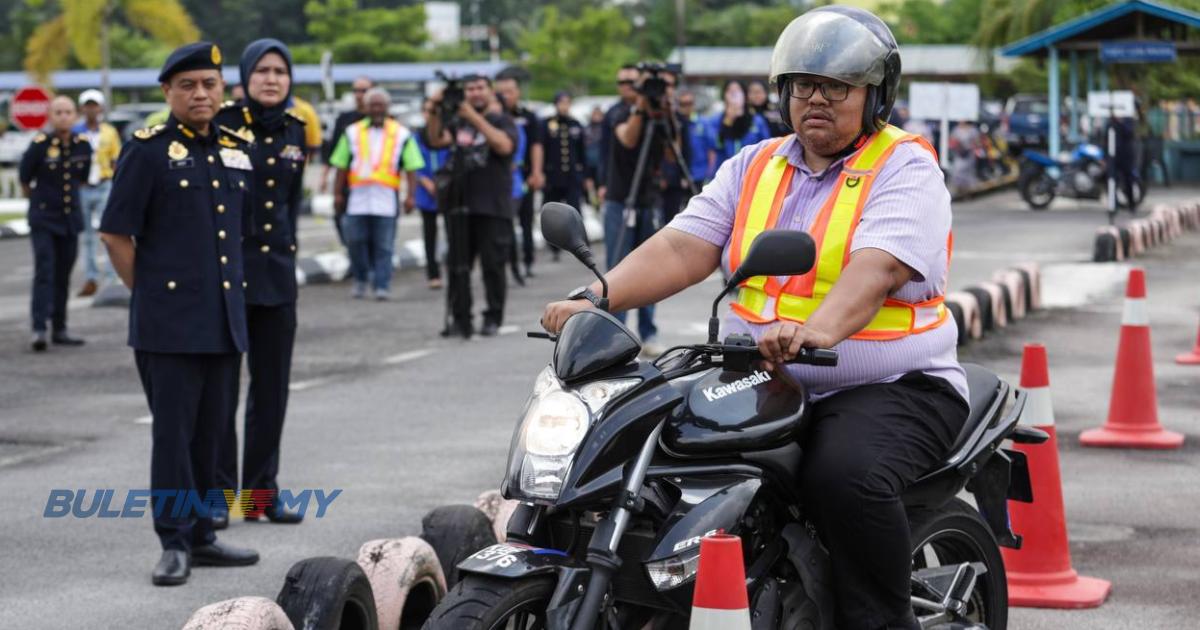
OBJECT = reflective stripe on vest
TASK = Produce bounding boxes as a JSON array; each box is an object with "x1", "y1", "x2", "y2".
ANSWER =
[
  {"x1": 730, "y1": 125, "x2": 950, "y2": 341},
  {"x1": 348, "y1": 119, "x2": 404, "y2": 189}
]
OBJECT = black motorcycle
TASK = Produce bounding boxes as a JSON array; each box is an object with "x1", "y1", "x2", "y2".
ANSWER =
[{"x1": 423, "y1": 203, "x2": 1046, "y2": 630}]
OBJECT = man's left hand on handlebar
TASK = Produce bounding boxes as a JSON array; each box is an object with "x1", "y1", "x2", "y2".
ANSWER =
[{"x1": 758, "y1": 322, "x2": 835, "y2": 371}]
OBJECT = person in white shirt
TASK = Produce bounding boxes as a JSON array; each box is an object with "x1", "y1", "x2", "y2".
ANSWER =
[{"x1": 330, "y1": 88, "x2": 425, "y2": 299}]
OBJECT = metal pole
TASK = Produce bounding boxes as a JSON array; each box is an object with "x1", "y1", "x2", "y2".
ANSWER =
[
  {"x1": 1069, "y1": 50, "x2": 1079, "y2": 142},
  {"x1": 1048, "y1": 46, "x2": 1061, "y2": 158}
]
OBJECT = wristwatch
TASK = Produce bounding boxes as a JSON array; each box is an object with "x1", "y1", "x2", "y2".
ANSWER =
[
  {"x1": 567, "y1": 285, "x2": 606, "y2": 310},
  {"x1": 629, "y1": 106, "x2": 643, "y2": 118}
]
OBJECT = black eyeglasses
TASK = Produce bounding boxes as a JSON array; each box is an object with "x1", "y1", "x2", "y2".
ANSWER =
[
  {"x1": 789, "y1": 79, "x2": 850, "y2": 102},
  {"x1": 617, "y1": 80, "x2": 635, "y2": 86}
]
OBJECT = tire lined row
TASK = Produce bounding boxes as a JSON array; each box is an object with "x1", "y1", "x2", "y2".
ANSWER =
[
  {"x1": 180, "y1": 491, "x2": 516, "y2": 630},
  {"x1": 945, "y1": 263, "x2": 1043, "y2": 346},
  {"x1": 1094, "y1": 202, "x2": 1200, "y2": 263}
]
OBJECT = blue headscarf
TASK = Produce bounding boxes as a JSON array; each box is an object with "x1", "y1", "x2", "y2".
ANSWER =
[{"x1": 239, "y1": 38, "x2": 293, "y2": 131}]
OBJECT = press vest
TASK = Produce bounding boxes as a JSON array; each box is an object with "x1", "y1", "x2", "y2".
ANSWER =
[
  {"x1": 729, "y1": 125, "x2": 950, "y2": 341},
  {"x1": 348, "y1": 119, "x2": 406, "y2": 189}
]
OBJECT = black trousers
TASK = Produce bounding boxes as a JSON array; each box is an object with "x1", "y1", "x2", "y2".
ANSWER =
[
  {"x1": 799, "y1": 372, "x2": 968, "y2": 630},
  {"x1": 660, "y1": 186, "x2": 688, "y2": 225},
  {"x1": 511, "y1": 191, "x2": 535, "y2": 268},
  {"x1": 447, "y1": 213, "x2": 511, "y2": 328},
  {"x1": 218, "y1": 303, "x2": 297, "y2": 494},
  {"x1": 29, "y1": 228, "x2": 77, "y2": 333},
  {"x1": 421, "y1": 211, "x2": 440, "y2": 280},
  {"x1": 136, "y1": 351, "x2": 239, "y2": 551}
]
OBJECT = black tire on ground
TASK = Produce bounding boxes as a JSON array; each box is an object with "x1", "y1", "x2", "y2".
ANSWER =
[
  {"x1": 908, "y1": 499, "x2": 1008, "y2": 630},
  {"x1": 963, "y1": 287, "x2": 994, "y2": 331},
  {"x1": 994, "y1": 283, "x2": 1013, "y2": 326},
  {"x1": 1012, "y1": 267, "x2": 1035, "y2": 312},
  {"x1": 1018, "y1": 164, "x2": 1054, "y2": 210},
  {"x1": 419, "y1": 505, "x2": 498, "y2": 588},
  {"x1": 276, "y1": 556, "x2": 379, "y2": 630},
  {"x1": 946, "y1": 301, "x2": 967, "y2": 346},
  {"x1": 1093, "y1": 232, "x2": 1118, "y2": 262},
  {"x1": 1117, "y1": 227, "x2": 1132, "y2": 260},
  {"x1": 421, "y1": 575, "x2": 554, "y2": 630}
]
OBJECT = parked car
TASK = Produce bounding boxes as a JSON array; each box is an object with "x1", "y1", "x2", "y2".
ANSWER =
[{"x1": 1004, "y1": 94, "x2": 1050, "y2": 149}]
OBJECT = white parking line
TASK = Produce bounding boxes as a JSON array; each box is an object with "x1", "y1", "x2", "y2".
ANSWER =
[
  {"x1": 383, "y1": 348, "x2": 434, "y2": 365},
  {"x1": 133, "y1": 415, "x2": 152, "y2": 425},
  {"x1": 289, "y1": 377, "x2": 335, "y2": 391}
]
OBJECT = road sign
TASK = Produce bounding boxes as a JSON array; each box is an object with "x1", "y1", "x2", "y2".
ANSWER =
[
  {"x1": 11, "y1": 85, "x2": 51, "y2": 130},
  {"x1": 909, "y1": 82, "x2": 980, "y2": 123},
  {"x1": 1088, "y1": 91, "x2": 1136, "y2": 118},
  {"x1": 1101, "y1": 41, "x2": 1176, "y2": 64}
]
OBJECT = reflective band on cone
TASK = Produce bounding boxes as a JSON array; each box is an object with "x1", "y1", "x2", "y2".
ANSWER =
[
  {"x1": 1004, "y1": 343, "x2": 1111, "y2": 609},
  {"x1": 690, "y1": 534, "x2": 751, "y2": 630},
  {"x1": 1081, "y1": 268, "x2": 1184, "y2": 449}
]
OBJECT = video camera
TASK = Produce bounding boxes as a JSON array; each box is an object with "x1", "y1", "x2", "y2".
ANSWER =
[
  {"x1": 635, "y1": 61, "x2": 681, "y2": 111},
  {"x1": 434, "y1": 70, "x2": 465, "y2": 128}
]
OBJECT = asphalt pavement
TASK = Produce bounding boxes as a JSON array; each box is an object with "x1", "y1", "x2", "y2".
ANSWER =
[{"x1": 1, "y1": 187, "x2": 1198, "y2": 628}]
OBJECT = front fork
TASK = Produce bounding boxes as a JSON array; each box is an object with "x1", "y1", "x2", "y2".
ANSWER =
[{"x1": 564, "y1": 420, "x2": 666, "y2": 630}]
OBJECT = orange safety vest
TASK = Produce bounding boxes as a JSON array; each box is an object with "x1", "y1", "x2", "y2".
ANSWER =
[
  {"x1": 347, "y1": 119, "x2": 405, "y2": 189},
  {"x1": 729, "y1": 125, "x2": 951, "y2": 341}
]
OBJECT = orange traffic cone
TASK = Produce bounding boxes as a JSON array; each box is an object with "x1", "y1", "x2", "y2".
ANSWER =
[
  {"x1": 689, "y1": 534, "x2": 751, "y2": 630},
  {"x1": 1081, "y1": 268, "x2": 1184, "y2": 449},
  {"x1": 1176, "y1": 318, "x2": 1200, "y2": 365},
  {"x1": 1003, "y1": 344, "x2": 1111, "y2": 608}
]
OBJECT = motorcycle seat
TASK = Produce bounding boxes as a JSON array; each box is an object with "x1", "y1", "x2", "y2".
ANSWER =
[{"x1": 950, "y1": 364, "x2": 1003, "y2": 457}]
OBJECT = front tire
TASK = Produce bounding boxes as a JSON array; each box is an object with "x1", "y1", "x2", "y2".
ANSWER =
[
  {"x1": 421, "y1": 575, "x2": 554, "y2": 630},
  {"x1": 909, "y1": 499, "x2": 1008, "y2": 630},
  {"x1": 1018, "y1": 163, "x2": 1055, "y2": 210}
]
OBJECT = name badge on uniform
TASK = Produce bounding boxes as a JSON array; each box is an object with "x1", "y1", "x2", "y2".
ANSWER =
[
  {"x1": 219, "y1": 148, "x2": 253, "y2": 171},
  {"x1": 279, "y1": 144, "x2": 304, "y2": 161}
]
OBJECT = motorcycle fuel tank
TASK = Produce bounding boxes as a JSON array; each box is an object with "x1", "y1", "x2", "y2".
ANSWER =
[{"x1": 662, "y1": 367, "x2": 809, "y2": 455}]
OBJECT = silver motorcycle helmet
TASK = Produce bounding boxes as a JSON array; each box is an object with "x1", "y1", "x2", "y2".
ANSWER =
[{"x1": 769, "y1": 5, "x2": 901, "y2": 134}]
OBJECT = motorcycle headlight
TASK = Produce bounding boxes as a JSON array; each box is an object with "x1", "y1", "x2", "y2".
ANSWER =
[
  {"x1": 518, "y1": 390, "x2": 589, "y2": 500},
  {"x1": 645, "y1": 547, "x2": 702, "y2": 591},
  {"x1": 576, "y1": 378, "x2": 640, "y2": 415}
]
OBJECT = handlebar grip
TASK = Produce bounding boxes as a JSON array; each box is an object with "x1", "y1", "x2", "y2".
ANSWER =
[{"x1": 788, "y1": 348, "x2": 839, "y2": 366}]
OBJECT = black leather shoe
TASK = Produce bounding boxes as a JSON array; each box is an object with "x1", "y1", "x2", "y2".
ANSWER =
[
  {"x1": 245, "y1": 502, "x2": 304, "y2": 524},
  {"x1": 31, "y1": 332, "x2": 48, "y2": 352},
  {"x1": 152, "y1": 550, "x2": 190, "y2": 586},
  {"x1": 211, "y1": 509, "x2": 229, "y2": 530},
  {"x1": 509, "y1": 265, "x2": 525, "y2": 286},
  {"x1": 191, "y1": 541, "x2": 259, "y2": 567},
  {"x1": 480, "y1": 321, "x2": 499, "y2": 337},
  {"x1": 50, "y1": 332, "x2": 85, "y2": 346}
]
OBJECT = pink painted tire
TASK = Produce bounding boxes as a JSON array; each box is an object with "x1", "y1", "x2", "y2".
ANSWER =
[
  {"x1": 474, "y1": 490, "x2": 520, "y2": 543},
  {"x1": 978, "y1": 281, "x2": 1008, "y2": 329},
  {"x1": 991, "y1": 270, "x2": 1027, "y2": 320},
  {"x1": 1012, "y1": 262, "x2": 1042, "y2": 311},
  {"x1": 356, "y1": 537, "x2": 446, "y2": 630},
  {"x1": 946, "y1": 291, "x2": 983, "y2": 340},
  {"x1": 181, "y1": 596, "x2": 294, "y2": 630}
]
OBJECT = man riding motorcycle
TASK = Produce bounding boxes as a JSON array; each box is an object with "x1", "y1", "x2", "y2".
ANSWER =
[{"x1": 541, "y1": 7, "x2": 966, "y2": 629}]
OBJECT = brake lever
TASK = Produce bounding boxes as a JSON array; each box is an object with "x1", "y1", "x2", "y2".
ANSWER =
[{"x1": 527, "y1": 331, "x2": 558, "y2": 341}]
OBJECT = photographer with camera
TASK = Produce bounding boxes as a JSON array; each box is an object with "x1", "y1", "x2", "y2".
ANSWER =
[
  {"x1": 602, "y1": 63, "x2": 692, "y2": 357},
  {"x1": 427, "y1": 75, "x2": 518, "y2": 338}
]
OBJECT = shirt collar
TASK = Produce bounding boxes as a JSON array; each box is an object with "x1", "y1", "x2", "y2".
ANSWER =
[{"x1": 773, "y1": 135, "x2": 856, "y2": 179}]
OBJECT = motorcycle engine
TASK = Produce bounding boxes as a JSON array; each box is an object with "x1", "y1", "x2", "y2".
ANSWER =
[{"x1": 1073, "y1": 169, "x2": 1099, "y2": 196}]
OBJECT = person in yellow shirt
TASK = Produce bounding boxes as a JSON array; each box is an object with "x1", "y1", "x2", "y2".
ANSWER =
[
  {"x1": 288, "y1": 95, "x2": 323, "y2": 160},
  {"x1": 73, "y1": 89, "x2": 122, "y2": 296}
]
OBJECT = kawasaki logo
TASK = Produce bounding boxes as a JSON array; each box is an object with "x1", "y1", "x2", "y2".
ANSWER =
[{"x1": 701, "y1": 371, "x2": 772, "y2": 402}]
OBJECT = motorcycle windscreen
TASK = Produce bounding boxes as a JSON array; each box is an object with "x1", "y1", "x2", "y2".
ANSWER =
[{"x1": 553, "y1": 309, "x2": 641, "y2": 383}]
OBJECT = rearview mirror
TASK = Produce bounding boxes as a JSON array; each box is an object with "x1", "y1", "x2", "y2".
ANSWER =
[
  {"x1": 541, "y1": 202, "x2": 592, "y2": 266},
  {"x1": 707, "y1": 230, "x2": 816, "y2": 343},
  {"x1": 729, "y1": 230, "x2": 816, "y2": 286}
]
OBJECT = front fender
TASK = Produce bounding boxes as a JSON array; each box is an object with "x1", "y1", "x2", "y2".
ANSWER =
[{"x1": 457, "y1": 542, "x2": 585, "y2": 579}]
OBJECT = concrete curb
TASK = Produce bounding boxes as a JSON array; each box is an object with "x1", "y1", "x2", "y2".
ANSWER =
[
  {"x1": 0, "y1": 218, "x2": 30, "y2": 239},
  {"x1": 945, "y1": 262, "x2": 1043, "y2": 347},
  {"x1": 1093, "y1": 201, "x2": 1200, "y2": 263}
]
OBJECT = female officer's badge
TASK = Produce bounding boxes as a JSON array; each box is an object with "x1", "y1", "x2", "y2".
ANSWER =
[{"x1": 168, "y1": 141, "x2": 189, "y2": 161}]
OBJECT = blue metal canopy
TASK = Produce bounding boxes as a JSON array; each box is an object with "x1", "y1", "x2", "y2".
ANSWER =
[{"x1": 1002, "y1": 0, "x2": 1200, "y2": 57}]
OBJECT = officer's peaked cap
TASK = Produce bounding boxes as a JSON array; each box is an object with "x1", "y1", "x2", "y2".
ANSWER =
[{"x1": 159, "y1": 42, "x2": 225, "y2": 83}]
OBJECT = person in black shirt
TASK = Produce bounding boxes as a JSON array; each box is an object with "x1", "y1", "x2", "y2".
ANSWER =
[
  {"x1": 542, "y1": 92, "x2": 587, "y2": 262},
  {"x1": 596, "y1": 64, "x2": 639, "y2": 203},
  {"x1": 427, "y1": 75, "x2": 518, "y2": 338},
  {"x1": 748, "y1": 78, "x2": 792, "y2": 138},
  {"x1": 212, "y1": 38, "x2": 308, "y2": 526},
  {"x1": 19, "y1": 96, "x2": 90, "y2": 351},
  {"x1": 495, "y1": 70, "x2": 544, "y2": 279},
  {"x1": 602, "y1": 67, "x2": 690, "y2": 357}
]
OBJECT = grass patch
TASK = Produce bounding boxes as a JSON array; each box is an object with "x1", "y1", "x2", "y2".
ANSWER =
[{"x1": 0, "y1": 211, "x2": 25, "y2": 223}]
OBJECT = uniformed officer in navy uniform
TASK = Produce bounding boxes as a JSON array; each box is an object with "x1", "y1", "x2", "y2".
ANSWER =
[
  {"x1": 99, "y1": 42, "x2": 260, "y2": 586},
  {"x1": 541, "y1": 92, "x2": 586, "y2": 261},
  {"x1": 212, "y1": 39, "x2": 307, "y2": 525},
  {"x1": 19, "y1": 96, "x2": 90, "y2": 351}
]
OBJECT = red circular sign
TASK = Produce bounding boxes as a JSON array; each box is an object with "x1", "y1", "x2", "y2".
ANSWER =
[{"x1": 12, "y1": 86, "x2": 52, "y2": 130}]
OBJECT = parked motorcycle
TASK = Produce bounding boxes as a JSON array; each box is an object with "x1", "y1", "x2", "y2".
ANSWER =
[
  {"x1": 1018, "y1": 143, "x2": 1107, "y2": 210},
  {"x1": 422, "y1": 203, "x2": 1046, "y2": 630}
]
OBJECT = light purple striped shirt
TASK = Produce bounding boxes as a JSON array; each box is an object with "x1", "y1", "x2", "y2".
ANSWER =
[{"x1": 668, "y1": 134, "x2": 968, "y2": 402}]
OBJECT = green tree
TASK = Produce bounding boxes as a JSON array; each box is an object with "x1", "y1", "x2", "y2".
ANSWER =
[
  {"x1": 24, "y1": 0, "x2": 200, "y2": 101},
  {"x1": 519, "y1": 6, "x2": 636, "y2": 100},
  {"x1": 880, "y1": 0, "x2": 981, "y2": 44},
  {"x1": 291, "y1": 0, "x2": 427, "y2": 64}
]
